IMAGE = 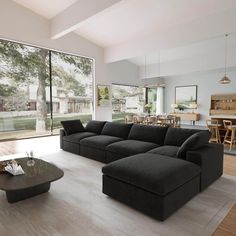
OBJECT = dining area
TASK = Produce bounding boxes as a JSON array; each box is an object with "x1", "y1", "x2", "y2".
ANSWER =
[
  {"x1": 125, "y1": 113, "x2": 236, "y2": 151},
  {"x1": 125, "y1": 114, "x2": 181, "y2": 128}
]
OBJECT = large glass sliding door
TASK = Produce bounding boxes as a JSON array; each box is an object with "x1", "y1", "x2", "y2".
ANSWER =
[
  {"x1": 0, "y1": 39, "x2": 94, "y2": 141},
  {"x1": 112, "y1": 84, "x2": 145, "y2": 122},
  {"x1": 51, "y1": 51, "x2": 93, "y2": 134},
  {"x1": 146, "y1": 87, "x2": 164, "y2": 115},
  {"x1": 146, "y1": 88, "x2": 157, "y2": 114},
  {"x1": 0, "y1": 41, "x2": 50, "y2": 140}
]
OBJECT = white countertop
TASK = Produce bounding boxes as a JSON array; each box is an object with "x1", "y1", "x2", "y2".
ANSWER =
[{"x1": 210, "y1": 115, "x2": 236, "y2": 119}]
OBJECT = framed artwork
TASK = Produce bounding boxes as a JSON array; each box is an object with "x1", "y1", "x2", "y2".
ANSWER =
[
  {"x1": 175, "y1": 85, "x2": 197, "y2": 109},
  {"x1": 97, "y1": 85, "x2": 110, "y2": 107}
]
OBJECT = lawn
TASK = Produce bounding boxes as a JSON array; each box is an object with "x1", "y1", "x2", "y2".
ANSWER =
[
  {"x1": 0, "y1": 112, "x2": 131, "y2": 140},
  {"x1": 0, "y1": 114, "x2": 92, "y2": 132},
  {"x1": 112, "y1": 112, "x2": 134, "y2": 123}
]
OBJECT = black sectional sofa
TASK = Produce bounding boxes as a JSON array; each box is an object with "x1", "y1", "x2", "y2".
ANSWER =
[{"x1": 60, "y1": 120, "x2": 224, "y2": 220}]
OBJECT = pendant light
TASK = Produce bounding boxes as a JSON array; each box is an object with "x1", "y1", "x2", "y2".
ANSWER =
[{"x1": 219, "y1": 34, "x2": 231, "y2": 84}]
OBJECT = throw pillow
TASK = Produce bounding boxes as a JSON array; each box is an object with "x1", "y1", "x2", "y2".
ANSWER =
[
  {"x1": 85, "y1": 120, "x2": 106, "y2": 134},
  {"x1": 177, "y1": 130, "x2": 211, "y2": 159},
  {"x1": 61, "y1": 119, "x2": 85, "y2": 136}
]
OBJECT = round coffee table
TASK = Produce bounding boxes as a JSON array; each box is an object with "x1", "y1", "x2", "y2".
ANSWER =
[{"x1": 0, "y1": 158, "x2": 64, "y2": 203}]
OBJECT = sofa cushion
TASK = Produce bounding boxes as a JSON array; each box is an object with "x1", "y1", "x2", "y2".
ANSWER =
[
  {"x1": 62, "y1": 132, "x2": 96, "y2": 144},
  {"x1": 164, "y1": 128, "x2": 202, "y2": 146},
  {"x1": 101, "y1": 122, "x2": 132, "y2": 139},
  {"x1": 128, "y1": 124, "x2": 168, "y2": 145},
  {"x1": 102, "y1": 153, "x2": 201, "y2": 196},
  {"x1": 148, "y1": 145, "x2": 179, "y2": 157},
  {"x1": 80, "y1": 135, "x2": 123, "y2": 150},
  {"x1": 106, "y1": 140, "x2": 159, "y2": 156},
  {"x1": 61, "y1": 119, "x2": 85, "y2": 135},
  {"x1": 85, "y1": 120, "x2": 106, "y2": 134},
  {"x1": 177, "y1": 130, "x2": 212, "y2": 160}
]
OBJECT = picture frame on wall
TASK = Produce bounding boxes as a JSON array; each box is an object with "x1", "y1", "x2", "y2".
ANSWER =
[
  {"x1": 97, "y1": 85, "x2": 110, "y2": 107},
  {"x1": 175, "y1": 85, "x2": 197, "y2": 109}
]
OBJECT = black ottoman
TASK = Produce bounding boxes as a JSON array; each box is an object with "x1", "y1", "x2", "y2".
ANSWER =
[{"x1": 102, "y1": 153, "x2": 201, "y2": 221}]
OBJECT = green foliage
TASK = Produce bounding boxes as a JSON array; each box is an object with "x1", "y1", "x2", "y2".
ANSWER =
[
  {"x1": 0, "y1": 39, "x2": 93, "y2": 90},
  {"x1": 104, "y1": 87, "x2": 109, "y2": 99},
  {"x1": 3, "y1": 90, "x2": 28, "y2": 111},
  {"x1": 177, "y1": 104, "x2": 185, "y2": 111},
  {"x1": 97, "y1": 88, "x2": 101, "y2": 98},
  {"x1": 0, "y1": 84, "x2": 17, "y2": 97},
  {"x1": 0, "y1": 41, "x2": 48, "y2": 84},
  {"x1": 52, "y1": 65, "x2": 86, "y2": 96},
  {"x1": 53, "y1": 51, "x2": 92, "y2": 76}
]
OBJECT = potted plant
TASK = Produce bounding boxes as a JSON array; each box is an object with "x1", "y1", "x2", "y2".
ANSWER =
[{"x1": 177, "y1": 104, "x2": 185, "y2": 111}]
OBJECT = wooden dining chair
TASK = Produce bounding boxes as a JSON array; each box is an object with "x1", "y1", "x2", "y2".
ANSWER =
[
  {"x1": 173, "y1": 116, "x2": 181, "y2": 128},
  {"x1": 125, "y1": 114, "x2": 134, "y2": 124},
  {"x1": 145, "y1": 116, "x2": 157, "y2": 125},
  {"x1": 223, "y1": 120, "x2": 236, "y2": 150},
  {"x1": 134, "y1": 115, "x2": 145, "y2": 124},
  {"x1": 156, "y1": 115, "x2": 166, "y2": 126},
  {"x1": 206, "y1": 119, "x2": 221, "y2": 143},
  {"x1": 167, "y1": 115, "x2": 176, "y2": 127}
]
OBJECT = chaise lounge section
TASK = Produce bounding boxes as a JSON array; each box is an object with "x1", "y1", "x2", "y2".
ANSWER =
[{"x1": 102, "y1": 153, "x2": 201, "y2": 221}]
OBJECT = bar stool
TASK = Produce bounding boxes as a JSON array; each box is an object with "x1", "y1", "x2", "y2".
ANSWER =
[
  {"x1": 206, "y1": 119, "x2": 221, "y2": 143},
  {"x1": 223, "y1": 120, "x2": 236, "y2": 151}
]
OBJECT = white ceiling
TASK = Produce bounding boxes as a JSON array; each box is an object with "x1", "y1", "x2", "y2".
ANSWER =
[
  {"x1": 128, "y1": 36, "x2": 227, "y2": 66},
  {"x1": 74, "y1": 0, "x2": 236, "y2": 47},
  {"x1": 13, "y1": 0, "x2": 236, "y2": 47},
  {"x1": 13, "y1": 0, "x2": 77, "y2": 19},
  {"x1": 11, "y1": 0, "x2": 236, "y2": 65}
]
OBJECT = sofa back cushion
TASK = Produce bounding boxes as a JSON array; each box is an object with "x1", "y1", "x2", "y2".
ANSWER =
[
  {"x1": 164, "y1": 127, "x2": 201, "y2": 146},
  {"x1": 85, "y1": 120, "x2": 106, "y2": 134},
  {"x1": 128, "y1": 124, "x2": 168, "y2": 145},
  {"x1": 61, "y1": 119, "x2": 85, "y2": 135},
  {"x1": 101, "y1": 122, "x2": 133, "y2": 139},
  {"x1": 177, "y1": 130, "x2": 211, "y2": 159}
]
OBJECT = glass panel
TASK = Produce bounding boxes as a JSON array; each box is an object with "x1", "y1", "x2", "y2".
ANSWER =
[
  {"x1": 0, "y1": 40, "x2": 50, "y2": 140},
  {"x1": 112, "y1": 84, "x2": 145, "y2": 122},
  {"x1": 147, "y1": 88, "x2": 157, "y2": 113},
  {"x1": 51, "y1": 51, "x2": 93, "y2": 133}
]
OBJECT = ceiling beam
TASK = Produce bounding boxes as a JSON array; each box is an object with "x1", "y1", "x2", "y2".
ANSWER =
[
  {"x1": 104, "y1": 7, "x2": 236, "y2": 63},
  {"x1": 51, "y1": 0, "x2": 122, "y2": 40}
]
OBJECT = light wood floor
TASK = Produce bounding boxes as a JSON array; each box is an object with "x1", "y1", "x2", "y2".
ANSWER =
[
  {"x1": 224, "y1": 155, "x2": 236, "y2": 177},
  {"x1": 212, "y1": 155, "x2": 236, "y2": 236},
  {"x1": 213, "y1": 203, "x2": 236, "y2": 236}
]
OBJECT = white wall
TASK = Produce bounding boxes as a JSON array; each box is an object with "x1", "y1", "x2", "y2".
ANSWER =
[
  {"x1": 138, "y1": 33, "x2": 236, "y2": 79},
  {"x1": 164, "y1": 69, "x2": 236, "y2": 125},
  {"x1": 105, "y1": 6, "x2": 236, "y2": 63},
  {"x1": 106, "y1": 60, "x2": 140, "y2": 86}
]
